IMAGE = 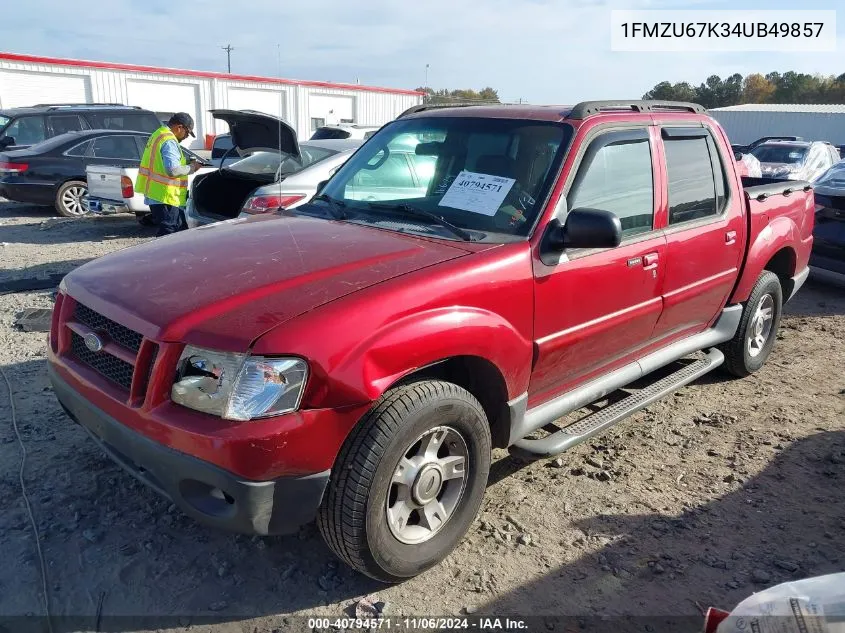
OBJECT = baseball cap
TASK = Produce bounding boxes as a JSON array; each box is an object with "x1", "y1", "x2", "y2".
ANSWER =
[{"x1": 169, "y1": 112, "x2": 195, "y2": 137}]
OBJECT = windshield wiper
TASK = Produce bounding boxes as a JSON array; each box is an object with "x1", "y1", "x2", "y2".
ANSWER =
[
  {"x1": 365, "y1": 202, "x2": 474, "y2": 241},
  {"x1": 311, "y1": 194, "x2": 347, "y2": 220}
]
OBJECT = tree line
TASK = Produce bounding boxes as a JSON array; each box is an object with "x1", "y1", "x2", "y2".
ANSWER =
[
  {"x1": 642, "y1": 72, "x2": 845, "y2": 109},
  {"x1": 416, "y1": 87, "x2": 500, "y2": 104}
]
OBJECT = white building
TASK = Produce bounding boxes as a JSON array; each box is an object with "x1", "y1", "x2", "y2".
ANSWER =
[
  {"x1": 708, "y1": 103, "x2": 845, "y2": 147},
  {"x1": 0, "y1": 52, "x2": 423, "y2": 149}
]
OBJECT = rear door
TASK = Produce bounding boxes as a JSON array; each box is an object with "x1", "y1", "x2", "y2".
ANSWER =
[
  {"x1": 530, "y1": 125, "x2": 667, "y2": 405},
  {"x1": 650, "y1": 125, "x2": 744, "y2": 342}
]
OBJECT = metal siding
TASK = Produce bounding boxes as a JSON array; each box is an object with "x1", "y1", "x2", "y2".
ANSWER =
[
  {"x1": 0, "y1": 69, "x2": 91, "y2": 108},
  {"x1": 0, "y1": 58, "x2": 422, "y2": 145},
  {"x1": 709, "y1": 110, "x2": 845, "y2": 146}
]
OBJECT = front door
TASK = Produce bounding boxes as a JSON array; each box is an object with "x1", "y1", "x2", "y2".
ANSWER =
[{"x1": 530, "y1": 126, "x2": 667, "y2": 407}]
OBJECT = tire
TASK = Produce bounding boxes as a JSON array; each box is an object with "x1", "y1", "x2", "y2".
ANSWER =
[
  {"x1": 317, "y1": 380, "x2": 492, "y2": 583},
  {"x1": 135, "y1": 212, "x2": 155, "y2": 227},
  {"x1": 55, "y1": 180, "x2": 89, "y2": 217},
  {"x1": 719, "y1": 271, "x2": 783, "y2": 377}
]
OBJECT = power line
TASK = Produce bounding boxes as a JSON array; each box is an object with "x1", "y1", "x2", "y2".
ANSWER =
[{"x1": 221, "y1": 44, "x2": 234, "y2": 73}]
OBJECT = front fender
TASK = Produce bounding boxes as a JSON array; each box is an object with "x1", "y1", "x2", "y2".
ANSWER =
[
  {"x1": 730, "y1": 215, "x2": 798, "y2": 304},
  {"x1": 333, "y1": 307, "x2": 532, "y2": 404}
]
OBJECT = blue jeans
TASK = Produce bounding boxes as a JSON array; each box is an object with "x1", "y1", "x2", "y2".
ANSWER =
[{"x1": 149, "y1": 203, "x2": 184, "y2": 236}]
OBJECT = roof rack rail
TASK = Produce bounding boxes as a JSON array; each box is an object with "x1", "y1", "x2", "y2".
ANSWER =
[
  {"x1": 567, "y1": 100, "x2": 706, "y2": 120},
  {"x1": 397, "y1": 102, "x2": 488, "y2": 118},
  {"x1": 33, "y1": 103, "x2": 137, "y2": 110}
]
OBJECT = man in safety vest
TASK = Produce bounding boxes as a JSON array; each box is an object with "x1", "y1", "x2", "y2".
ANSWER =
[{"x1": 136, "y1": 112, "x2": 203, "y2": 236}]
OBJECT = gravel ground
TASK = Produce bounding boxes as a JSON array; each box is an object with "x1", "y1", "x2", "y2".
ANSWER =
[{"x1": 1, "y1": 199, "x2": 844, "y2": 633}]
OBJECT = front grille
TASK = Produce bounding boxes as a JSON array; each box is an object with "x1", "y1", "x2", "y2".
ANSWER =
[
  {"x1": 74, "y1": 303, "x2": 143, "y2": 353},
  {"x1": 71, "y1": 332, "x2": 134, "y2": 390}
]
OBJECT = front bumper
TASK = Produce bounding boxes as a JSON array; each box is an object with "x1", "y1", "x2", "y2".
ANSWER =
[{"x1": 50, "y1": 366, "x2": 330, "y2": 536}]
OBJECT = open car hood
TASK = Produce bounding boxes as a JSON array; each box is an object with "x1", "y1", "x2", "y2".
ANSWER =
[{"x1": 210, "y1": 109, "x2": 300, "y2": 159}]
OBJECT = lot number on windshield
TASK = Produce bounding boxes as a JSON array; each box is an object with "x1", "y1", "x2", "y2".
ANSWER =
[{"x1": 439, "y1": 170, "x2": 516, "y2": 216}]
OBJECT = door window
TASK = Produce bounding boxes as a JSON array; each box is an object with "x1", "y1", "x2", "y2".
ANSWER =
[
  {"x1": 664, "y1": 134, "x2": 724, "y2": 225},
  {"x1": 90, "y1": 135, "x2": 142, "y2": 160},
  {"x1": 568, "y1": 131, "x2": 655, "y2": 238},
  {"x1": 2, "y1": 116, "x2": 47, "y2": 146},
  {"x1": 48, "y1": 115, "x2": 84, "y2": 136}
]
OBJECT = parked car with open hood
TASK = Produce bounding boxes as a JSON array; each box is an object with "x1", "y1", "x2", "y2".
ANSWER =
[
  {"x1": 749, "y1": 140, "x2": 839, "y2": 182},
  {"x1": 184, "y1": 109, "x2": 366, "y2": 226}
]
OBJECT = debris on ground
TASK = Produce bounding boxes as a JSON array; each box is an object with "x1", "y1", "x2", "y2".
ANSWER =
[{"x1": 14, "y1": 308, "x2": 53, "y2": 332}]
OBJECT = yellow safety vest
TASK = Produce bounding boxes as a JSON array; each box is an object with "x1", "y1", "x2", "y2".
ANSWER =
[{"x1": 136, "y1": 126, "x2": 188, "y2": 207}]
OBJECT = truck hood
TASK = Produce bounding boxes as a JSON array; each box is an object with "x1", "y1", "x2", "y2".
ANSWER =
[
  {"x1": 210, "y1": 109, "x2": 300, "y2": 159},
  {"x1": 62, "y1": 214, "x2": 474, "y2": 349}
]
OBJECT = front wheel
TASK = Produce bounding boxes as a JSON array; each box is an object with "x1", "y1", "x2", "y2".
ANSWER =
[
  {"x1": 55, "y1": 180, "x2": 89, "y2": 217},
  {"x1": 719, "y1": 270, "x2": 783, "y2": 377},
  {"x1": 317, "y1": 381, "x2": 491, "y2": 582}
]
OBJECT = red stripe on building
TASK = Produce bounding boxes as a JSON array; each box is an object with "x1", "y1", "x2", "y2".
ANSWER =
[{"x1": 0, "y1": 51, "x2": 424, "y2": 97}]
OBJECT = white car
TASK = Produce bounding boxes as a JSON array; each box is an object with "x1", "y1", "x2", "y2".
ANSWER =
[{"x1": 749, "y1": 140, "x2": 840, "y2": 183}]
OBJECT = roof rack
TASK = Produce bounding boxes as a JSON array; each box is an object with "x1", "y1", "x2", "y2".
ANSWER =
[
  {"x1": 397, "y1": 103, "x2": 488, "y2": 118},
  {"x1": 566, "y1": 100, "x2": 706, "y2": 120},
  {"x1": 33, "y1": 103, "x2": 138, "y2": 110}
]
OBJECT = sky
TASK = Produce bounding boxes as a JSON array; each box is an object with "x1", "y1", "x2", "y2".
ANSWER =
[{"x1": 2, "y1": 0, "x2": 842, "y2": 103}]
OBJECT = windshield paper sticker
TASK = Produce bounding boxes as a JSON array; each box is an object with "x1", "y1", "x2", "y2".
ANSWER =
[{"x1": 438, "y1": 170, "x2": 516, "y2": 216}]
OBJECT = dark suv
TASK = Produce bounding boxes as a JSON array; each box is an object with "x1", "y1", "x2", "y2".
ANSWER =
[{"x1": 0, "y1": 103, "x2": 161, "y2": 151}]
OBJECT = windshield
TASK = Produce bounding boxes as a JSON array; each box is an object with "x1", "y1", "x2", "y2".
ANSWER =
[
  {"x1": 750, "y1": 144, "x2": 808, "y2": 164},
  {"x1": 0, "y1": 115, "x2": 9, "y2": 129},
  {"x1": 316, "y1": 116, "x2": 573, "y2": 241},
  {"x1": 226, "y1": 145, "x2": 337, "y2": 176}
]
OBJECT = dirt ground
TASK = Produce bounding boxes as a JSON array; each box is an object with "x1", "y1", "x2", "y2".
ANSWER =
[{"x1": 1, "y1": 199, "x2": 844, "y2": 633}]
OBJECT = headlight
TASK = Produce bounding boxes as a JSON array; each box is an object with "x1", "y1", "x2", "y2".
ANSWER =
[{"x1": 171, "y1": 345, "x2": 308, "y2": 421}]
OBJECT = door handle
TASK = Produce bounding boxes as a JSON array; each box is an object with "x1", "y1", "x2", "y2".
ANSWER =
[
  {"x1": 725, "y1": 230, "x2": 737, "y2": 245},
  {"x1": 642, "y1": 253, "x2": 659, "y2": 270}
]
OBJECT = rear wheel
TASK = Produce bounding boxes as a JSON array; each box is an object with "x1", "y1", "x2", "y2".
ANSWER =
[
  {"x1": 55, "y1": 180, "x2": 89, "y2": 217},
  {"x1": 719, "y1": 271, "x2": 783, "y2": 377},
  {"x1": 317, "y1": 381, "x2": 491, "y2": 582}
]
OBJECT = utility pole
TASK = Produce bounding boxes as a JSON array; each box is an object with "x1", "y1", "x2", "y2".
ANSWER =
[
  {"x1": 424, "y1": 64, "x2": 430, "y2": 103},
  {"x1": 221, "y1": 44, "x2": 234, "y2": 73}
]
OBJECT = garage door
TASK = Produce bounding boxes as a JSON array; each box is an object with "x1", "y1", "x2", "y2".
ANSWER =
[
  {"x1": 0, "y1": 70, "x2": 91, "y2": 108},
  {"x1": 126, "y1": 79, "x2": 200, "y2": 146},
  {"x1": 226, "y1": 87, "x2": 285, "y2": 118},
  {"x1": 309, "y1": 94, "x2": 355, "y2": 128}
]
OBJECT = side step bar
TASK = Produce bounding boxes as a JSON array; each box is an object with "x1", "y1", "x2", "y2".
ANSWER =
[{"x1": 509, "y1": 348, "x2": 724, "y2": 460}]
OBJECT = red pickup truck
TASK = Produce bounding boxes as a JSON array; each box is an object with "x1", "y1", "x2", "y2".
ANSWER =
[{"x1": 47, "y1": 100, "x2": 814, "y2": 583}]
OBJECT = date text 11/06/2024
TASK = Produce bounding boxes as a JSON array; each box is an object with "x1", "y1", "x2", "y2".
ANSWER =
[{"x1": 307, "y1": 617, "x2": 529, "y2": 630}]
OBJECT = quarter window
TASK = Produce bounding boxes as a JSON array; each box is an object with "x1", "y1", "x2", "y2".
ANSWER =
[{"x1": 568, "y1": 131, "x2": 655, "y2": 238}]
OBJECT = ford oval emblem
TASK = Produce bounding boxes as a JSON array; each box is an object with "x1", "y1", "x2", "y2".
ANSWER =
[{"x1": 84, "y1": 332, "x2": 104, "y2": 353}]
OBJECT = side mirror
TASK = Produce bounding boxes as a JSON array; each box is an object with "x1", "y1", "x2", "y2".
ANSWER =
[
  {"x1": 546, "y1": 208, "x2": 622, "y2": 251},
  {"x1": 315, "y1": 179, "x2": 329, "y2": 195},
  {"x1": 0, "y1": 136, "x2": 15, "y2": 149}
]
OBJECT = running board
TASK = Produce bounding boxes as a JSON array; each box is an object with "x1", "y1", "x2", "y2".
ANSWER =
[{"x1": 508, "y1": 348, "x2": 724, "y2": 460}]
